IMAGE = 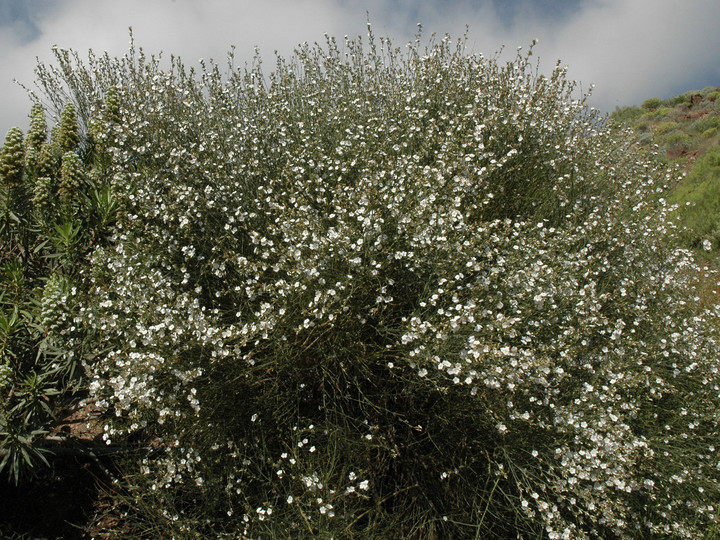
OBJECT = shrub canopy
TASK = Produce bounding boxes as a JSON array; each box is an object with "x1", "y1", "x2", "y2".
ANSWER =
[{"x1": 2, "y1": 28, "x2": 720, "y2": 538}]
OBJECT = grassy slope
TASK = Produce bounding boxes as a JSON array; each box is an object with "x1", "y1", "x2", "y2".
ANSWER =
[{"x1": 611, "y1": 85, "x2": 720, "y2": 261}]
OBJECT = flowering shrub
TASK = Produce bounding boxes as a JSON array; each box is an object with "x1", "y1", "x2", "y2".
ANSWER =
[{"x1": 13, "y1": 28, "x2": 720, "y2": 537}]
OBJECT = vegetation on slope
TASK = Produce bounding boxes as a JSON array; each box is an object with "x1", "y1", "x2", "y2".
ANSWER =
[
  {"x1": 611, "y1": 86, "x2": 720, "y2": 261},
  {"x1": 0, "y1": 29, "x2": 719, "y2": 538}
]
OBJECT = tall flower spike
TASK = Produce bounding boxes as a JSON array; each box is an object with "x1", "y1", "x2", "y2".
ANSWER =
[
  {"x1": 0, "y1": 127, "x2": 25, "y2": 187},
  {"x1": 32, "y1": 175, "x2": 55, "y2": 226},
  {"x1": 39, "y1": 272, "x2": 70, "y2": 334},
  {"x1": 104, "y1": 86, "x2": 121, "y2": 124},
  {"x1": 53, "y1": 103, "x2": 79, "y2": 154},
  {"x1": 86, "y1": 117, "x2": 103, "y2": 159},
  {"x1": 23, "y1": 145, "x2": 39, "y2": 182},
  {"x1": 88, "y1": 88, "x2": 121, "y2": 163},
  {"x1": 26, "y1": 104, "x2": 47, "y2": 152},
  {"x1": 58, "y1": 150, "x2": 85, "y2": 215},
  {"x1": 36, "y1": 142, "x2": 56, "y2": 179}
]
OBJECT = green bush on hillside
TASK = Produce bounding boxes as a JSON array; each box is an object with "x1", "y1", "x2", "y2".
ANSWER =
[
  {"x1": 692, "y1": 115, "x2": 720, "y2": 134},
  {"x1": 654, "y1": 121, "x2": 680, "y2": 135},
  {"x1": 611, "y1": 105, "x2": 642, "y2": 124},
  {"x1": 2, "y1": 28, "x2": 720, "y2": 538},
  {"x1": 642, "y1": 97, "x2": 662, "y2": 110},
  {"x1": 667, "y1": 93, "x2": 690, "y2": 107},
  {"x1": 661, "y1": 130, "x2": 693, "y2": 149}
]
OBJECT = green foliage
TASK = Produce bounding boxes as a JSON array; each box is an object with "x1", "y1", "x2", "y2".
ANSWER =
[
  {"x1": 692, "y1": 114, "x2": 720, "y2": 133},
  {"x1": 49, "y1": 220, "x2": 82, "y2": 268},
  {"x1": 87, "y1": 183, "x2": 118, "y2": 231},
  {"x1": 638, "y1": 111, "x2": 658, "y2": 123},
  {"x1": 611, "y1": 105, "x2": 642, "y2": 123},
  {"x1": 642, "y1": 96, "x2": 662, "y2": 109},
  {"x1": 0, "y1": 426, "x2": 51, "y2": 485},
  {"x1": 654, "y1": 121, "x2": 680, "y2": 135},
  {"x1": 0, "y1": 87, "x2": 118, "y2": 487},
  {"x1": 669, "y1": 145, "x2": 720, "y2": 253},
  {"x1": 661, "y1": 130, "x2": 692, "y2": 149}
]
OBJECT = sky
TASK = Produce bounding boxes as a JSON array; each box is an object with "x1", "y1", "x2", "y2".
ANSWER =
[{"x1": 1, "y1": 0, "x2": 719, "y2": 137}]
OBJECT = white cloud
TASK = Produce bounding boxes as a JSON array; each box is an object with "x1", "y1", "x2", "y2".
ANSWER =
[
  {"x1": 542, "y1": 0, "x2": 720, "y2": 109},
  {"x1": 1, "y1": 0, "x2": 718, "y2": 136}
]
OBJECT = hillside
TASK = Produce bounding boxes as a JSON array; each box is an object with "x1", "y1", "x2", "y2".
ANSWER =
[
  {"x1": 1, "y1": 36, "x2": 720, "y2": 538},
  {"x1": 611, "y1": 86, "x2": 720, "y2": 260}
]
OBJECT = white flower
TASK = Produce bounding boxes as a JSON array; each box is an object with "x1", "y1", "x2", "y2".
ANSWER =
[{"x1": 702, "y1": 239, "x2": 712, "y2": 251}]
